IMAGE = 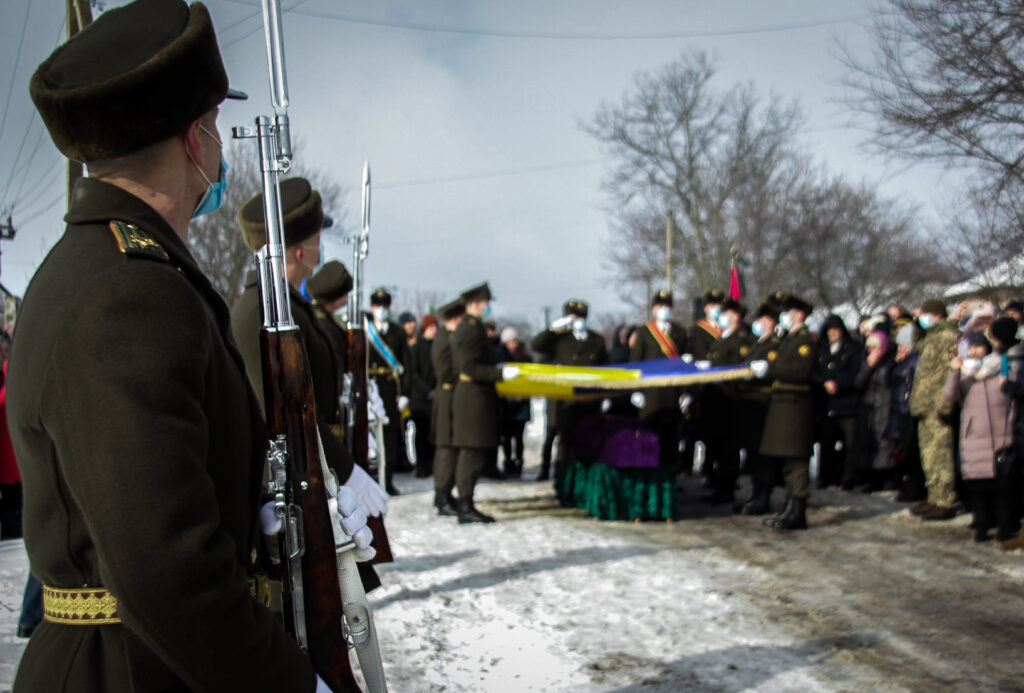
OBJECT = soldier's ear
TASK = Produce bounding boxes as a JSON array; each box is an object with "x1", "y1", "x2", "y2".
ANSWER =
[{"x1": 184, "y1": 118, "x2": 204, "y2": 163}]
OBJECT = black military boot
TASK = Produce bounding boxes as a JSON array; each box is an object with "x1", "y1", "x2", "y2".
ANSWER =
[
  {"x1": 763, "y1": 496, "x2": 793, "y2": 528},
  {"x1": 456, "y1": 497, "x2": 495, "y2": 524},
  {"x1": 741, "y1": 482, "x2": 771, "y2": 516},
  {"x1": 435, "y1": 491, "x2": 458, "y2": 517},
  {"x1": 773, "y1": 496, "x2": 807, "y2": 531}
]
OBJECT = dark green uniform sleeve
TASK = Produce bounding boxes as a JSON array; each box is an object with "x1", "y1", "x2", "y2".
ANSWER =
[
  {"x1": 452, "y1": 322, "x2": 502, "y2": 383},
  {"x1": 46, "y1": 266, "x2": 315, "y2": 692}
]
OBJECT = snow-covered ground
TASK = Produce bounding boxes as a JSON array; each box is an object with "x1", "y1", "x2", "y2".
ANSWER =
[{"x1": 2, "y1": 406, "x2": 1023, "y2": 691}]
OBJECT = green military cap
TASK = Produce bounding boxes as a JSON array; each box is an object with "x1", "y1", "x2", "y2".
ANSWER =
[
  {"x1": 563, "y1": 299, "x2": 588, "y2": 318},
  {"x1": 460, "y1": 282, "x2": 492, "y2": 304},
  {"x1": 307, "y1": 260, "x2": 352, "y2": 302},
  {"x1": 651, "y1": 289, "x2": 673, "y2": 307},
  {"x1": 703, "y1": 289, "x2": 726, "y2": 305},
  {"x1": 370, "y1": 288, "x2": 392, "y2": 307},
  {"x1": 920, "y1": 298, "x2": 947, "y2": 317},
  {"x1": 30, "y1": 0, "x2": 246, "y2": 163},
  {"x1": 438, "y1": 299, "x2": 465, "y2": 321},
  {"x1": 782, "y1": 294, "x2": 813, "y2": 314},
  {"x1": 720, "y1": 297, "x2": 747, "y2": 319},
  {"x1": 238, "y1": 177, "x2": 324, "y2": 250}
]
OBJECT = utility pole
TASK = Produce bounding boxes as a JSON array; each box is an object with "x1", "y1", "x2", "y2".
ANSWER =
[
  {"x1": 66, "y1": 0, "x2": 95, "y2": 199},
  {"x1": 665, "y1": 211, "x2": 675, "y2": 294}
]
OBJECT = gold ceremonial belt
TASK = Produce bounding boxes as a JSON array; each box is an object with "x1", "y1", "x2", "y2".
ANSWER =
[
  {"x1": 441, "y1": 383, "x2": 454, "y2": 390},
  {"x1": 367, "y1": 367, "x2": 396, "y2": 377},
  {"x1": 459, "y1": 373, "x2": 472, "y2": 382},
  {"x1": 43, "y1": 575, "x2": 272, "y2": 625},
  {"x1": 772, "y1": 383, "x2": 809, "y2": 392}
]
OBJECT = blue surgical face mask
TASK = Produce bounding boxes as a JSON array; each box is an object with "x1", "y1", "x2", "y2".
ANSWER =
[
  {"x1": 654, "y1": 306, "x2": 671, "y2": 322},
  {"x1": 482, "y1": 303, "x2": 493, "y2": 319},
  {"x1": 918, "y1": 314, "x2": 935, "y2": 330},
  {"x1": 372, "y1": 306, "x2": 389, "y2": 322},
  {"x1": 707, "y1": 305, "x2": 722, "y2": 322},
  {"x1": 190, "y1": 124, "x2": 228, "y2": 218},
  {"x1": 572, "y1": 318, "x2": 587, "y2": 333},
  {"x1": 752, "y1": 320, "x2": 766, "y2": 338},
  {"x1": 779, "y1": 311, "x2": 795, "y2": 331},
  {"x1": 717, "y1": 313, "x2": 732, "y2": 330}
]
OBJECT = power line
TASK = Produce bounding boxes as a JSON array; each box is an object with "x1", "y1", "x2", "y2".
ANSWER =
[
  {"x1": 0, "y1": 0, "x2": 33, "y2": 144},
  {"x1": 16, "y1": 191, "x2": 64, "y2": 227},
  {"x1": 244, "y1": 5, "x2": 872, "y2": 41}
]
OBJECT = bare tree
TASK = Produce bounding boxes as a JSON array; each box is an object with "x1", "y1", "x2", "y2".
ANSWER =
[
  {"x1": 389, "y1": 287, "x2": 449, "y2": 323},
  {"x1": 840, "y1": 0, "x2": 1024, "y2": 268},
  {"x1": 188, "y1": 138, "x2": 348, "y2": 305},
  {"x1": 585, "y1": 50, "x2": 804, "y2": 306}
]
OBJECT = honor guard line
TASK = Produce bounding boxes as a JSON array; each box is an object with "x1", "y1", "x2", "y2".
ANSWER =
[{"x1": 496, "y1": 358, "x2": 755, "y2": 400}]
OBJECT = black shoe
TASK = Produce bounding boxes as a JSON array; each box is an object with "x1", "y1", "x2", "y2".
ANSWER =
[
  {"x1": 536, "y1": 466, "x2": 550, "y2": 481},
  {"x1": 922, "y1": 505, "x2": 956, "y2": 521},
  {"x1": 764, "y1": 497, "x2": 794, "y2": 528},
  {"x1": 741, "y1": 488, "x2": 771, "y2": 516},
  {"x1": 456, "y1": 498, "x2": 495, "y2": 524},
  {"x1": 386, "y1": 483, "x2": 401, "y2": 496},
  {"x1": 974, "y1": 528, "x2": 992, "y2": 543},
  {"x1": 773, "y1": 497, "x2": 807, "y2": 531},
  {"x1": 434, "y1": 491, "x2": 458, "y2": 517}
]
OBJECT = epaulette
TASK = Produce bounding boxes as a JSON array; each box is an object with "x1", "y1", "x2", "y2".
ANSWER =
[{"x1": 108, "y1": 220, "x2": 169, "y2": 261}]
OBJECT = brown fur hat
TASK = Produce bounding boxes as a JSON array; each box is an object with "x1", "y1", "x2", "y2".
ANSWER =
[
  {"x1": 237, "y1": 177, "x2": 324, "y2": 250},
  {"x1": 30, "y1": 0, "x2": 244, "y2": 162},
  {"x1": 307, "y1": 261, "x2": 352, "y2": 303}
]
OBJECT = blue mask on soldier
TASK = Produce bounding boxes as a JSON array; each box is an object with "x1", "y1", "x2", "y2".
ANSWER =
[
  {"x1": 717, "y1": 313, "x2": 732, "y2": 330},
  {"x1": 752, "y1": 321, "x2": 766, "y2": 338},
  {"x1": 190, "y1": 124, "x2": 228, "y2": 219},
  {"x1": 779, "y1": 311, "x2": 795, "y2": 331},
  {"x1": 483, "y1": 304, "x2": 493, "y2": 320},
  {"x1": 918, "y1": 314, "x2": 935, "y2": 330},
  {"x1": 707, "y1": 305, "x2": 722, "y2": 322}
]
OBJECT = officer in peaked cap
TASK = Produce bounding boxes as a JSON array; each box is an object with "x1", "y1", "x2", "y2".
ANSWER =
[
  {"x1": 630, "y1": 289, "x2": 689, "y2": 469},
  {"x1": 531, "y1": 298, "x2": 607, "y2": 482},
  {"x1": 306, "y1": 259, "x2": 354, "y2": 396},
  {"x1": 9, "y1": 1, "x2": 338, "y2": 690},
  {"x1": 431, "y1": 299, "x2": 467, "y2": 516},
  {"x1": 449, "y1": 282, "x2": 519, "y2": 522},
  {"x1": 366, "y1": 287, "x2": 412, "y2": 493},
  {"x1": 758, "y1": 293, "x2": 818, "y2": 531},
  {"x1": 231, "y1": 180, "x2": 385, "y2": 574}
]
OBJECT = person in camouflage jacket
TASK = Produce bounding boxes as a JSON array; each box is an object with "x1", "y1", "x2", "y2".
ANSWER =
[{"x1": 908, "y1": 299, "x2": 959, "y2": 519}]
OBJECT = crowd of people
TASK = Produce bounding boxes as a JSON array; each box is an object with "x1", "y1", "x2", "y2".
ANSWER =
[{"x1": 382, "y1": 289, "x2": 1024, "y2": 545}]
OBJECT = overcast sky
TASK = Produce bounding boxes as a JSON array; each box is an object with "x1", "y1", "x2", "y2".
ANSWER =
[{"x1": 0, "y1": 0, "x2": 955, "y2": 325}]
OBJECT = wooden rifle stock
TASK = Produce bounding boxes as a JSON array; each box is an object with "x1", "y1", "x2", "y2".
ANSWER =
[
  {"x1": 261, "y1": 327, "x2": 361, "y2": 692},
  {"x1": 347, "y1": 326, "x2": 394, "y2": 563}
]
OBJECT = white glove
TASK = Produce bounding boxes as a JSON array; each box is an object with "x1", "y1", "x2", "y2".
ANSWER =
[
  {"x1": 679, "y1": 393, "x2": 693, "y2": 414},
  {"x1": 502, "y1": 365, "x2": 520, "y2": 381},
  {"x1": 367, "y1": 380, "x2": 389, "y2": 424},
  {"x1": 259, "y1": 500, "x2": 282, "y2": 536},
  {"x1": 681, "y1": 353, "x2": 694, "y2": 363},
  {"x1": 630, "y1": 392, "x2": 646, "y2": 409},
  {"x1": 749, "y1": 359, "x2": 769, "y2": 379},
  {"x1": 550, "y1": 315, "x2": 573, "y2": 331},
  {"x1": 316, "y1": 675, "x2": 331, "y2": 693},
  {"x1": 695, "y1": 360, "x2": 711, "y2": 370},
  {"x1": 397, "y1": 395, "x2": 409, "y2": 412},
  {"x1": 344, "y1": 464, "x2": 389, "y2": 518},
  {"x1": 600, "y1": 398, "x2": 611, "y2": 413},
  {"x1": 335, "y1": 485, "x2": 376, "y2": 562}
]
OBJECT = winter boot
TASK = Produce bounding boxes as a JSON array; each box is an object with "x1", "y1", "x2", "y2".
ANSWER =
[
  {"x1": 922, "y1": 504, "x2": 956, "y2": 521},
  {"x1": 434, "y1": 491, "x2": 458, "y2": 517},
  {"x1": 741, "y1": 482, "x2": 771, "y2": 516},
  {"x1": 456, "y1": 498, "x2": 495, "y2": 524},
  {"x1": 763, "y1": 496, "x2": 793, "y2": 528},
  {"x1": 773, "y1": 497, "x2": 808, "y2": 531}
]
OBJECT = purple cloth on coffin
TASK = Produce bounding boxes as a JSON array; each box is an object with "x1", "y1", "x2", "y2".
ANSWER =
[{"x1": 569, "y1": 415, "x2": 660, "y2": 468}]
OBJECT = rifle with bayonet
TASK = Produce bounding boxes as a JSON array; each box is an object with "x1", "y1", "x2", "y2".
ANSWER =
[
  {"x1": 232, "y1": 1, "x2": 387, "y2": 690},
  {"x1": 345, "y1": 163, "x2": 394, "y2": 564}
]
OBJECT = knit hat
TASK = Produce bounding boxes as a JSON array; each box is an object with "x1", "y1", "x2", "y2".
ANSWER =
[
  {"x1": 421, "y1": 314, "x2": 437, "y2": 332},
  {"x1": 500, "y1": 327, "x2": 518, "y2": 343},
  {"x1": 989, "y1": 316, "x2": 1020, "y2": 347}
]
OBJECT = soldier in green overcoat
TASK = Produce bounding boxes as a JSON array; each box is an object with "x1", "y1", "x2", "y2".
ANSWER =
[
  {"x1": 431, "y1": 299, "x2": 466, "y2": 516},
  {"x1": 450, "y1": 283, "x2": 519, "y2": 522},
  {"x1": 759, "y1": 294, "x2": 818, "y2": 530},
  {"x1": 7, "y1": 2, "x2": 331, "y2": 690}
]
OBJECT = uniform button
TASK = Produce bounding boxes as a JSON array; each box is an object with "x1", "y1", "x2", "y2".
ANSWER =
[{"x1": 251, "y1": 549, "x2": 258, "y2": 564}]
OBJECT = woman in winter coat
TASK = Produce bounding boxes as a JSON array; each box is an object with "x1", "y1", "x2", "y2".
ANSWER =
[
  {"x1": 886, "y1": 323, "x2": 926, "y2": 501},
  {"x1": 813, "y1": 314, "x2": 864, "y2": 489},
  {"x1": 852, "y1": 329, "x2": 897, "y2": 491},
  {"x1": 944, "y1": 330, "x2": 1017, "y2": 542},
  {"x1": 989, "y1": 317, "x2": 1024, "y2": 549}
]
